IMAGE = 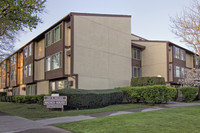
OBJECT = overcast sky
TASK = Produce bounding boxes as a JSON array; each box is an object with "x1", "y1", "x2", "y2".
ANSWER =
[{"x1": 15, "y1": 0, "x2": 192, "y2": 50}]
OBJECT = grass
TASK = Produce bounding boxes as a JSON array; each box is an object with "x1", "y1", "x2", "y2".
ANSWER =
[
  {"x1": 55, "y1": 105, "x2": 200, "y2": 133},
  {"x1": 0, "y1": 102, "x2": 148, "y2": 120}
]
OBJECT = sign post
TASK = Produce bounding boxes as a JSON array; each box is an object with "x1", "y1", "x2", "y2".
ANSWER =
[{"x1": 43, "y1": 95, "x2": 67, "y2": 112}]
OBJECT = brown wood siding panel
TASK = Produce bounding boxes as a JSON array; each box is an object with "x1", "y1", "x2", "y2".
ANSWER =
[
  {"x1": 45, "y1": 68, "x2": 63, "y2": 80},
  {"x1": 45, "y1": 40, "x2": 64, "y2": 57},
  {"x1": 24, "y1": 76, "x2": 33, "y2": 84},
  {"x1": 10, "y1": 80, "x2": 17, "y2": 87},
  {"x1": 24, "y1": 55, "x2": 33, "y2": 66},
  {"x1": 132, "y1": 59, "x2": 141, "y2": 67}
]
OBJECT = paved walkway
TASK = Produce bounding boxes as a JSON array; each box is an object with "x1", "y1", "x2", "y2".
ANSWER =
[{"x1": 1, "y1": 102, "x2": 200, "y2": 133}]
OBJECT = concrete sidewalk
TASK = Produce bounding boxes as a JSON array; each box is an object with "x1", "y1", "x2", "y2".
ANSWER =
[{"x1": 1, "y1": 102, "x2": 200, "y2": 133}]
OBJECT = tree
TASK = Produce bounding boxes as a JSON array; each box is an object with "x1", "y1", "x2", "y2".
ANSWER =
[
  {"x1": 178, "y1": 68, "x2": 200, "y2": 99},
  {"x1": 0, "y1": 0, "x2": 46, "y2": 61},
  {"x1": 171, "y1": 0, "x2": 200, "y2": 55}
]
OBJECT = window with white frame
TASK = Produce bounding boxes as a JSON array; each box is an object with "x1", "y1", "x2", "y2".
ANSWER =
[
  {"x1": 24, "y1": 43, "x2": 32, "y2": 58},
  {"x1": 49, "y1": 80, "x2": 66, "y2": 93},
  {"x1": 13, "y1": 87, "x2": 19, "y2": 96},
  {"x1": 174, "y1": 47, "x2": 180, "y2": 59},
  {"x1": 45, "y1": 24, "x2": 62, "y2": 47},
  {"x1": 180, "y1": 50, "x2": 185, "y2": 61},
  {"x1": 195, "y1": 56, "x2": 199, "y2": 66},
  {"x1": 132, "y1": 48, "x2": 141, "y2": 60},
  {"x1": 45, "y1": 52, "x2": 62, "y2": 71},
  {"x1": 26, "y1": 84, "x2": 36, "y2": 95},
  {"x1": 132, "y1": 66, "x2": 141, "y2": 78},
  {"x1": 181, "y1": 67, "x2": 185, "y2": 78},
  {"x1": 28, "y1": 64, "x2": 32, "y2": 76},
  {"x1": 175, "y1": 66, "x2": 180, "y2": 77},
  {"x1": 23, "y1": 64, "x2": 32, "y2": 77}
]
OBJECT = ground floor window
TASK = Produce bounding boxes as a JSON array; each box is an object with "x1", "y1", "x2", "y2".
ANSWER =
[
  {"x1": 13, "y1": 87, "x2": 20, "y2": 96},
  {"x1": 26, "y1": 84, "x2": 37, "y2": 95},
  {"x1": 174, "y1": 66, "x2": 185, "y2": 78},
  {"x1": 132, "y1": 66, "x2": 141, "y2": 78},
  {"x1": 49, "y1": 80, "x2": 66, "y2": 93}
]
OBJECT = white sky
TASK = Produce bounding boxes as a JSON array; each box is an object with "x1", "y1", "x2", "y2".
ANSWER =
[{"x1": 15, "y1": 0, "x2": 192, "y2": 50}]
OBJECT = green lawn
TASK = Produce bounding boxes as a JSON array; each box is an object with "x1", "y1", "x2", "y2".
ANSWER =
[
  {"x1": 55, "y1": 105, "x2": 200, "y2": 133},
  {"x1": 0, "y1": 102, "x2": 148, "y2": 120}
]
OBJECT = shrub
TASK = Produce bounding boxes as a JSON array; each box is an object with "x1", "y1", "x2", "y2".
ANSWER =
[
  {"x1": 52, "y1": 88, "x2": 123, "y2": 109},
  {"x1": 116, "y1": 85, "x2": 177, "y2": 104},
  {"x1": 131, "y1": 77, "x2": 165, "y2": 86},
  {"x1": 0, "y1": 94, "x2": 48, "y2": 105},
  {"x1": 179, "y1": 87, "x2": 198, "y2": 102}
]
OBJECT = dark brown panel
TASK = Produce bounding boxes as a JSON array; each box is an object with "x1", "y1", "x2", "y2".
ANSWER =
[
  {"x1": 173, "y1": 58, "x2": 186, "y2": 67},
  {"x1": 132, "y1": 59, "x2": 141, "y2": 67},
  {"x1": 24, "y1": 76, "x2": 34, "y2": 84},
  {"x1": 45, "y1": 40, "x2": 64, "y2": 57},
  {"x1": 24, "y1": 55, "x2": 33, "y2": 66},
  {"x1": 45, "y1": 68, "x2": 63, "y2": 80}
]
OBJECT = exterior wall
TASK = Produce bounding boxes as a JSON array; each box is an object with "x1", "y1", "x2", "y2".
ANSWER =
[
  {"x1": 133, "y1": 41, "x2": 168, "y2": 82},
  {"x1": 73, "y1": 15, "x2": 131, "y2": 89},
  {"x1": 35, "y1": 39, "x2": 45, "y2": 59},
  {"x1": 19, "y1": 85, "x2": 26, "y2": 95},
  {"x1": 37, "y1": 81, "x2": 49, "y2": 95},
  {"x1": 34, "y1": 59, "x2": 45, "y2": 81},
  {"x1": 186, "y1": 53, "x2": 194, "y2": 68}
]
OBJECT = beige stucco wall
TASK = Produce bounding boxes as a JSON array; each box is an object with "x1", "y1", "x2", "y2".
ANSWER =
[
  {"x1": 65, "y1": 48, "x2": 71, "y2": 75},
  {"x1": 73, "y1": 15, "x2": 131, "y2": 89},
  {"x1": 37, "y1": 81, "x2": 49, "y2": 95},
  {"x1": 68, "y1": 76, "x2": 76, "y2": 88},
  {"x1": 34, "y1": 59, "x2": 45, "y2": 80},
  {"x1": 186, "y1": 53, "x2": 193, "y2": 68},
  {"x1": 19, "y1": 84, "x2": 26, "y2": 95},
  {"x1": 35, "y1": 39, "x2": 45, "y2": 59},
  {"x1": 133, "y1": 41, "x2": 168, "y2": 82}
]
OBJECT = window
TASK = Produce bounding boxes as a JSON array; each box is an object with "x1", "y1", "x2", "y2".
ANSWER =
[
  {"x1": 181, "y1": 67, "x2": 185, "y2": 78},
  {"x1": 45, "y1": 31, "x2": 51, "y2": 47},
  {"x1": 24, "y1": 43, "x2": 32, "y2": 58},
  {"x1": 195, "y1": 56, "x2": 199, "y2": 66},
  {"x1": 174, "y1": 47, "x2": 180, "y2": 59},
  {"x1": 24, "y1": 66, "x2": 28, "y2": 77},
  {"x1": 45, "y1": 24, "x2": 62, "y2": 47},
  {"x1": 49, "y1": 80, "x2": 66, "y2": 93},
  {"x1": 52, "y1": 52, "x2": 61, "y2": 70},
  {"x1": 45, "y1": 52, "x2": 62, "y2": 71},
  {"x1": 28, "y1": 64, "x2": 32, "y2": 76},
  {"x1": 13, "y1": 87, "x2": 19, "y2": 96},
  {"x1": 180, "y1": 50, "x2": 185, "y2": 60},
  {"x1": 46, "y1": 57, "x2": 51, "y2": 71},
  {"x1": 132, "y1": 66, "x2": 141, "y2": 78},
  {"x1": 28, "y1": 44, "x2": 32, "y2": 56},
  {"x1": 132, "y1": 48, "x2": 141, "y2": 60},
  {"x1": 26, "y1": 84, "x2": 36, "y2": 95},
  {"x1": 175, "y1": 66, "x2": 180, "y2": 77},
  {"x1": 24, "y1": 47, "x2": 28, "y2": 58}
]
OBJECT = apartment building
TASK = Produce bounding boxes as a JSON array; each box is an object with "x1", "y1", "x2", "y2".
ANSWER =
[
  {"x1": 0, "y1": 12, "x2": 198, "y2": 96},
  {"x1": 131, "y1": 34, "x2": 199, "y2": 87},
  {"x1": 0, "y1": 12, "x2": 132, "y2": 95}
]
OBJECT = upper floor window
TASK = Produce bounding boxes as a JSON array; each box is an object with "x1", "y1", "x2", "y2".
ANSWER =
[
  {"x1": 24, "y1": 43, "x2": 32, "y2": 58},
  {"x1": 195, "y1": 56, "x2": 199, "y2": 66},
  {"x1": 174, "y1": 47, "x2": 180, "y2": 59},
  {"x1": 23, "y1": 64, "x2": 32, "y2": 77},
  {"x1": 175, "y1": 66, "x2": 180, "y2": 78},
  {"x1": 45, "y1": 52, "x2": 62, "y2": 71},
  {"x1": 45, "y1": 24, "x2": 62, "y2": 47},
  {"x1": 174, "y1": 46, "x2": 185, "y2": 61},
  {"x1": 132, "y1": 48, "x2": 141, "y2": 60},
  {"x1": 132, "y1": 66, "x2": 141, "y2": 78}
]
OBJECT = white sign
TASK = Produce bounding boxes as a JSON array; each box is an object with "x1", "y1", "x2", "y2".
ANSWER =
[{"x1": 43, "y1": 96, "x2": 67, "y2": 109}]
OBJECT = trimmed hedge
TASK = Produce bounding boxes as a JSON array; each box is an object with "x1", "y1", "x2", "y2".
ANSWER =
[
  {"x1": 131, "y1": 77, "x2": 165, "y2": 86},
  {"x1": 0, "y1": 94, "x2": 47, "y2": 105},
  {"x1": 52, "y1": 88, "x2": 123, "y2": 109},
  {"x1": 179, "y1": 87, "x2": 198, "y2": 102},
  {"x1": 116, "y1": 85, "x2": 177, "y2": 104}
]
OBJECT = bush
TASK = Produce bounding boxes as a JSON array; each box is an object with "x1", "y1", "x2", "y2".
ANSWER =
[
  {"x1": 116, "y1": 85, "x2": 177, "y2": 104},
  {"x1": 131, "y1": 77, "x2": 165, "y2": 86},
  {"x1": 52, "y1": 88, "x2": 123, "y2": 109},
  {"x1": 179, "y1": 87, "x2": 198, "y2": 102},
  {"x1": 0, "y1": 94, "x2": 47, "y2": 105}
]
